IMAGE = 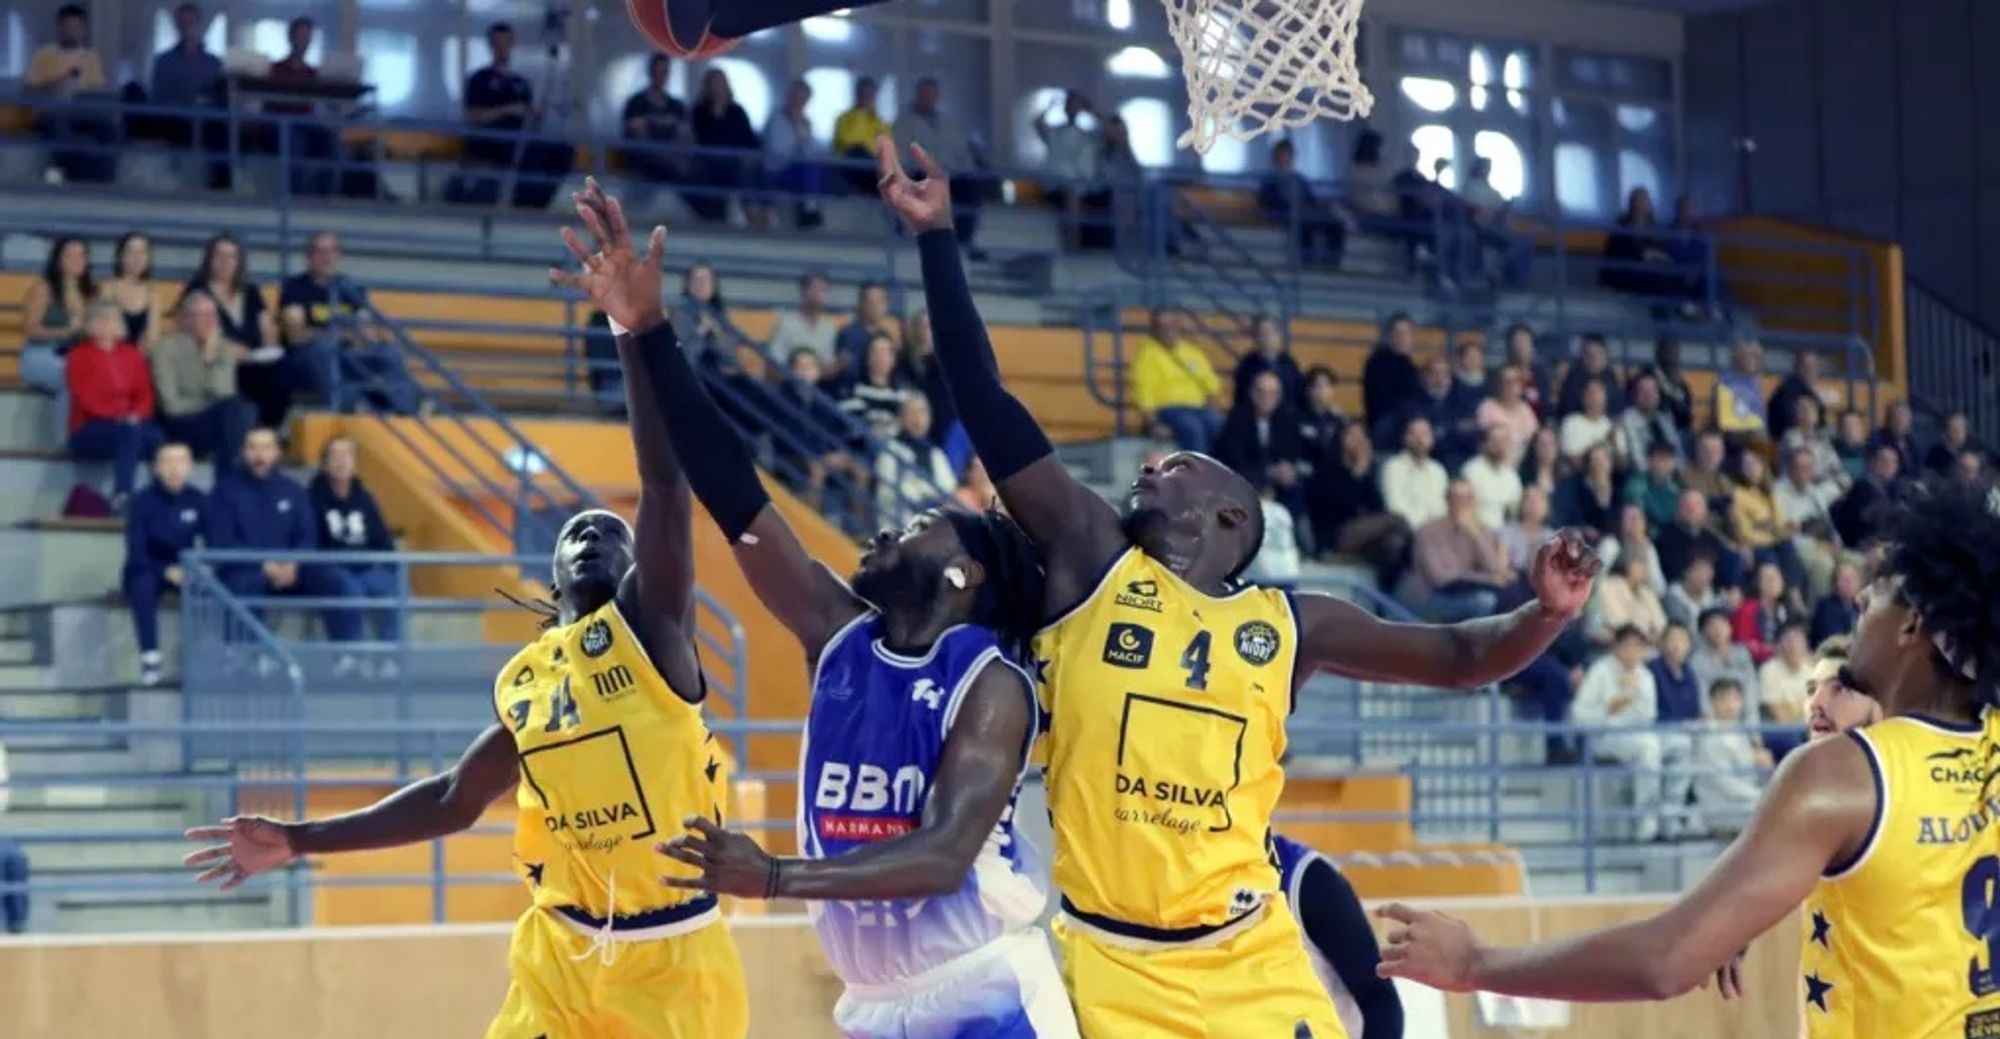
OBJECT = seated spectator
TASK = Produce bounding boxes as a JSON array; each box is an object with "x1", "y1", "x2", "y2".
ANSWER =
[
  {"x1": 1381, "y1": 416, "x2": 1449, "y2": 530},
  {"x1": 151, "y1": 293, "x2": 254, "y2": 465},
  {"x1": 772, "y1": 348, "x2": 869, "y2": 522},
  {"x1": 1037, "y1": 92, "x2": 1108, "y2": 249},
  {"x1": 766, "y1": 270, "x2": 841, "y2": 368},
  {"x1": 1712, "y1": 338, "x2": 1769, "y2": 444},
  {"x1": 20, "y1": 236, "x2": 92, "y2": 407},
  {"x1": 1623, "y1": 441, "x2": 1683, "y2": 534},
  {"x1": 1636, "y1": 338, "x2": 1695, "y2": 432},
  {"x1": 764, "y1": 78, "x2": 829, "y2": 228},
  {"x1": 1680, "y1": 430, "x2": 1734, "y2": 517},
  {"x1": 1598, "y1": 504, "x2": 1666, "y2": 596},
  {"x1": 1810, "y1": 561, "x2": 1862, "y2": 645},
  {"x1": 1459, "y1": 157, "x2": 1531, "y2": 285},
  {"x1": 1215, "y1": 371, "x2": 1308, "y2": 519},
  {"x1": 181, "y1": 234, "x2": 282, "y2": 429},
  {"x1": 1554, "y1": 333, "x2": 1625, "y2": 418},
  {"x1": 1730, "y1": 451, "x2": 1808, "y2": 591},
  {"x1": 670, "y1": 263, "x2": 751, "y2": 373},
  {"x1": 874, "y1": 395, "x2": 955, "y2": 529},
  {"x1": 899, "y1": 310, "x2": 957, "y2": 453},
  {"x1": 1693, "y1": 678, "x2": 1768, "y2": 834},
  {"x1": 1558, "y1": 380, "x2": 1625, "y2": 466},
  {"x1": 1361, "y1": 313, "x2": 1421, "y2": 440},
  {"x1": 1773, "y1": 445, "x2": 1845, "y2": 598},
  {"x1": 1450, "y1": 339, "x2": 1487, "y2": 399},
  {"x1": 1085, "y1": 116, "x2": 1143, "y2": 251},
  {"x1": 1832, "y1": 408, "x2": 1871, "y2": 482},
  {"x1": 279, "y1": 232, "x2": 417, "y2": 414},
  {"x1": 831, "y1": 77, "x2": 887, "y2": 192},
  {"x1": 1257, "y1": 139, "x2": 1346, "y2": 268},
  {"x1": 1129, "y1": 309, "x2": 1224, "y2": 453},
  {"x1": 1475, "y1": 364, "x2": 1539, "y2": 467},
  {"x1": 1590, "y1": 553, "x2": 1668, "y2": 646},
  {"x1": 1691, "y1": 607, "x2": 1762, "y2": 721},
  {"x1": 835, "y1": 281, "x2": 902, "y2": 374},
  {"x1": 691, "y1": 68, "x2": 769, "y2": 226},
  {"x1": 893, "y1": 77, "x2": 992, "y2": 257},
  {"x1": 1832, "y1": 442, "x2": 1911, "y2": 547},
  {"x1": 458, "y1": 22, "x2": 573, "y2": 210},
  {"x1": 1665, "y1": 197, "x2": 1714, "y2": 307},
  {"x1": 261, "y1": 17, "x2": 339, "y2": 197},
  {"x1": 1618, "y1": 373, "x2": 1683, "y2": 467},
  {"x1": 1755, "y1": 622, "x2": 1813, "y2": 761},
  {"x1": 1952, "y1": 449, "x2": 1988, "y2": 487},
  {"x1": 1926, "y1": 410, "x2": 1982, "y2": 477},
  {"x1": 26, "y1": 4, "x2": 115, "y2": 185},
  {"x1": 1518, "y1": 427, "x2": 1564, "y2": 498},
  {"x1": 1410, "y1": 481, "x2": 1513, "y2": 622},
  {"x1": 147, "y1": 2, "x2": 226, "y2": 185},
  {"x1": 1461, "y1": 426, "x2": 1523, "y2": 532},
  {"x1": 1497, "y1": 485, "x2": 1555, "y2": 575},
  {"x1": 207, "y1": 428, "x2": 361, "y2": 645},
  {"x1": 620, "y1": 53, "x2": 690, "y2": 183},
  {"x1": 123, "y1": 442, "x2": 207, "y2": 687},
  {"x1": 1233, "y1": 315, "x2": 1306, "y2": 411},
  {"x1": 1665, "y1": 552, "x2": 1726, "y2": 631},
  {"x1": 1310, "y1": 423, "x2": 1411, "y2": 586},
  {"x1": 309, "y1": 436, "x2": 402, "y2": 661},
  {"x1": 1573, "y1": 625, "x2": 1674, "y2": 842},
  {"x1": 1246, "y1": 488, "x2": 1303, "y2": 585},
  {"x1": 100, "y1": 233, "x2": 163, "y2": 353},
  {"x1": 1500, "y1": 323, "x2": 1550, "y2": 418},
  {"x1": 1867, "y1": 400, "x2": 1920, "y2": 475},
  {"x1": 1599, "y1": 187, "x2": 1686, "y2": 304},
  {"x1": 66, "y1": 302, "x2": 165, "y2": 504},
  {"x1": 1298, "y1": 367, "x2": 1347, "y2": 461},
  {"x1": 1657, "y1": 489, "x2": 1747, "y2": 589},
  {"x1": 1391, "y1": 358, "x2": 1478, "y2": 469},
  {"x1": 1779, "y1": 395, "x2": 1845, "y2": 489},
  {"x1": 1650, "y1": 622, "x2": 1702, "y2": 731},
  {"x1": 836, "y1": 332, "x2": 913, "y2": 439},
  {"x1": 1766, "y1": 350, "x2": 1825, "y2": 443},
  {"x1": 1553, "y1": 444, "x2": 1621, "y2": 539},
  {"x1": 1733, "y1": 562, "x2": 1805, "y2": 664}
]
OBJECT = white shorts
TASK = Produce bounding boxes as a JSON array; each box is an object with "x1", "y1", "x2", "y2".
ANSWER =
[{"x1": 833, "y1": 929, "x2": 1081, "y2": 1039}]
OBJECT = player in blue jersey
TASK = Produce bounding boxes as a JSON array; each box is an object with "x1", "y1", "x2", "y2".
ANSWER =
[
  {"x1": 1272, "y1": 833, "x2": 1405, "y2": 1039},
  {"x1": 554, "y1": 186, "x2": 1080, "y2": 1037}
]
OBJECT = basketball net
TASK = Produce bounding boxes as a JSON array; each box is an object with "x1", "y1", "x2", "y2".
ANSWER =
[{"x1": 1166, "y1": 0, "x2": 1374, "y2": 154}]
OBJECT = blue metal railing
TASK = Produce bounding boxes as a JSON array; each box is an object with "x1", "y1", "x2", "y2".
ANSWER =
[{"x1": 1906, "y1": 278, "x2": 2000, "y2": 448}]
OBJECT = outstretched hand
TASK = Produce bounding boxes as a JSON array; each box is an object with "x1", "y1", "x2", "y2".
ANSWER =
[
  {"x1": 874, "y1": 135, "x2": 954, "y2": 234},
  {"x1": 1530, "y1": 528, "x2": 1602, "y2": 618},
  {"x1": 1376, "y1": 902, "x2": 1485, "y2": 992},
  {"x1": 657, "y1": 815, "x2": 777, "y2": 899},
  {"x1": 183, "y1": 816, "x2": 297, "y2": 891},
  {"x1": 550, "y1": 176, "x2": 667, "y2": 334}
]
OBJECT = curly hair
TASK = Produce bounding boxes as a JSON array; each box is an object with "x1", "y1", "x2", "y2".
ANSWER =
[
  {"x1": 943, "y1": 506, "x2": 1046, "y2": 665},
  {"x1": 1878, "y1": 483, "x2": 2000, "y2": 709}
]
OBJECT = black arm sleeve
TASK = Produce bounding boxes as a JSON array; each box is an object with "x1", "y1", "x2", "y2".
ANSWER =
[
  {"x1": 628, "y1": 321, "x2": 771, "y2": 542},
  {"x1": 916, "y1": 229, "x2": 1054, "y2": 481},
  {"x1": 1297, "y1": 858, "x2": 1404, "y2": 1039}
]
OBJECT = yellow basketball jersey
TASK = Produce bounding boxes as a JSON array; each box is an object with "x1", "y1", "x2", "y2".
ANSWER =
[
  {"x1": 1032, "y1": 548, "x2": 1298, "y2": 935},
  {"x1": 1803, "y1": 712, "x2": 2000, "y2": 1039},
  {"x1": 491, "y1": 600, "x2": 729, "y2": 921}
]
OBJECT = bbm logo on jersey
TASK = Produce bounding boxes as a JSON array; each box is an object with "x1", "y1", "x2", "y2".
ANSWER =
[
  {"x1": 580, "y1": 619, "x2": 613, "y2": 658},
  {"x1": 1233, "y1": 620, "x2": 1281, "y2": 666},
  {"x1": 1102, "y1": 623, "x2": 1155, "y2": 669}
]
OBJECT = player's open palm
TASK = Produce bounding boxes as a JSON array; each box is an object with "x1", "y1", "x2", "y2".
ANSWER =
[
  {"x1": 1376, "y1": 902, "x2": 1483, "y2": 992},
  {"x1": 183, "y1": 815, "x2": 297, "y2": 891},
  {"x1": 874, "y1": 136, "x2": 954, "y2": 234},
  {"x1": 1530, "y1": 528, "x2": 1601, "y2": 618},
  {"x1": 550, "y1": 176, "x2": 667, "y2": 334}
]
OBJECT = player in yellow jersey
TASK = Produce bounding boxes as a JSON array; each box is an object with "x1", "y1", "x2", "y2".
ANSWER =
[
  {"x1": 1381, "y1": 482, "x2": 2000, "y2": 1039},
  {"x1": 875, "y1": 138, "x2": 1601, "y2": 1039},
  {"x1": 183, "y1": 181, "x2": 748, "y2": 1038}
]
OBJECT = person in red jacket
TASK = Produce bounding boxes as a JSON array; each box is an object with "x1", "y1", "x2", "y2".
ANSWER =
[
  {"x1": 1729, "y1": 559, "x2": 1802, "y2": 664},
  {"x1": 66, "y1": 301, "x2": 165, "y2": 504}
]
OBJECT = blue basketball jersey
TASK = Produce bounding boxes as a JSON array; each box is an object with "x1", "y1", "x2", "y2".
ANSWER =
[{"x1": 799, "y1": 613, "x2": 1046, "y2": 987}]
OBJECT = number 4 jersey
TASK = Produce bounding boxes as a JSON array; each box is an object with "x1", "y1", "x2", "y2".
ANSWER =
[{"x1": 1803, "y1": 712, "x2": 2000, "y2": 1039}]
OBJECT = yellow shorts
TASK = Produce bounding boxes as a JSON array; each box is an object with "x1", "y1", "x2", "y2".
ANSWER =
[
  {"x1": 485, "y1": 907, "x2": 749, "y2": 1039},
  {"x1": 1054, "y1": 901, "x2": 1348, "y2": 1039}
]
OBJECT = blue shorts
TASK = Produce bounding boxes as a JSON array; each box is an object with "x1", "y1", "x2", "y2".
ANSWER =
[{"x1": 833, "y1": 929, "x2": 1080, "y2": 1039}]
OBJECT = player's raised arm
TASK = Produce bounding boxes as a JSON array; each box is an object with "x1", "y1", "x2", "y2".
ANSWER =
[
  {"x1": 183, "y1": 723, "x2": 519, "y2": 889},
  {"x1": 876, "y1": 137, "x2": 1124, "y2": 609},
  {"x1": 1375, "y1": 732, "x2": 1874, "y2": 1001},
  {"x1": 1293, "y1": 530, "x2": 1598, "y2": 690},
  {"x1": 659, "y1": 658, "x2": 1032, "y2": 900}
]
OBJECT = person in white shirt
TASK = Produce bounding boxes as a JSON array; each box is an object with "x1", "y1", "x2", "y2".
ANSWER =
[
  {"x1": 873, "y1": 394, "x2": 956, "y2": 530},
  {"x1": 891, "y1": 76, "x2": 989, "y2": 257},
  {"x1": 1246, "y1": 490, "x2": 1302, "y2": 584},
  {"x1": 1691, "y1": 678, "x2": 1766, "y2": 835},
  {"x1": 1379, "y1": 416, "x2": 1449, "y2": 528},
  {"x1": 765, "y1": 269, "x2": 842, "y2": 368},
  {"x1": 1664, "y1": 551, "x2": 1726, "y2": 629},
  {"x1": 1572, "y1": 625, "x2": 1680, "y2": 842},
  {"x1": 1460, "y1": 157, "x2": 1531, "y2": 285},
  {"x1": 762, "y1": 77, "x2": 830, "y2": 228},
  {"x1": 1589, "y1": 553, "x2": 1669, "y2": 646},
  {"x1": 1558, "y1": 379, "x2": 1625, "y2": 466},
  {"x1": 1772, "y1": 445, "x2": 1848, "y2": 601},
  {"x1": 1754, "y1": 621, "x2": 1813, "y2": 757},
  {"x1": 1460, "y1": 425, "x2": 1523, "y2": 531},
  {"x1": 1035, "y1": 90, "x2": 1108, "y2": 250}
]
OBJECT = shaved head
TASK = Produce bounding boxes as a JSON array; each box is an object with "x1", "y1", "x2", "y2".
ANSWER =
[{"x1": 1121, "y1": 452, "x2": 1265, "y2": 585}]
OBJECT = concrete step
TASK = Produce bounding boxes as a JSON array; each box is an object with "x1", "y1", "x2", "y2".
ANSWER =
[
  {"x1": 0, "y1": 686, "x2": 174, "y2": 722},
  {"x1": 44, "y1": 889, "x2": 290, "y2": 934},
  {"x1": 0, "y1": 802, "x2": 194, "y2": 834}
]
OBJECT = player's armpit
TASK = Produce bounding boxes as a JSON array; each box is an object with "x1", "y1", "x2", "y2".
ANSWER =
[{"x1": 1293, "y1": 593, "x2": 1570, "y2": 690}]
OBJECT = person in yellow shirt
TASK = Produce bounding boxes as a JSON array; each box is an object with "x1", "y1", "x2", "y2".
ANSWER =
[
  {"x1": 834, "y1": 76, "x2": 889, "y2": 191},
  {"x1": 26, "y1": 4, "x2": 115, "y2": 184},
  {"x1": 1728, "y1": 450, "x2": 1809, "y2": 593},
  {"x1": 1128, "y1": 308, "x2": 1224, "y2": 453}
]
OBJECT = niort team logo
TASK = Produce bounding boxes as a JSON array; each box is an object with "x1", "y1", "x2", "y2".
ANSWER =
[
  {"x1": 580, "y1": 619, "x2": 614, "y2": 658},
  {"x1": 1116, "y1": 580, "x2": 1163, "y2": 613},
  {"x1": 1102, "y1": 623, "x2": 1155, "y2": 669},
  {"x1": 1234, "y1": 620, "x2": 1281, "y2": 666}
]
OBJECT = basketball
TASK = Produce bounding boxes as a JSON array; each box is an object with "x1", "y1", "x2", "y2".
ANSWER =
[{"x1": 626, "y1": 0, "x2": 739, "y2": 58}]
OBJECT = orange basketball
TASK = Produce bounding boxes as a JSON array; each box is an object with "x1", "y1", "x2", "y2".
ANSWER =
[{"x1": 627, "y1": 0, "x2": 740, "y2": 57}]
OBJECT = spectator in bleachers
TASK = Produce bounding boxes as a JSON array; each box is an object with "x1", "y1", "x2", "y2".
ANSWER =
[
  {"x1": 1925, "y1": 410, "x2": 1981, "y2": 477},
  {"x1": 1952, "y1": 449, "x2": 1988, "y2": 487},
  {"x1": 1036, "y1": 92, "x2": 1106, "y2": 249},
  {"x1": 1088, "y1": 115, "x2": 1143, "y2": 251},
  {"x1": 263, "y1": 17, "x2": 339, "y2": 197},
  {"x1": 954, "y1": 456, "x2": 994, "y2": 512},
  {"x1": 1558, "y1": 379, "x2": 1625, "y2": 468},
  {"x1": 66, "y1": 302, "x2": 165, "y2": 505},
  {"x1": 898, "y1": 310, "x2": 960, "y2": 461},
  {"x1": 1298, "y1": 367, "x2": 1347, "y2": 455},
  {"x1": 1599, "y1": 504, "x2": 1666, "y2": 595},
  {"x1": 1691, "y1": 606, "x2": 1761, "y2": 721},
  {"x1": 1774, "y1": 445, "x2": 1844, "y2": 597},
  {"x1": 1766, "y1": 350, "x2": 1823, "y2": 443},
  {"x1": 100, "y1": 233, "x2": 162, "y2": 353},
  {"x1": 1657, "y1": 489, "x2": 1743, "y2": 588},
  {"x1": 1618, "y1": 373, "x2": 1683, "y2": 468},
  {"x1": 1732, "y1": 561, "x2": 1803, "y2": 664},
  {"x1": 1680, "y1": 430, "x2": 1734, "y2": 518},
  {"x1": 1623, "y1": 441, "x2": 1682, "y2": 534},
  {"x1": 691, "y1": 68, "x2": 770, "y2": 226},
  {"x1": 620, "y1": 53, "x2": 691, "y2": 184},
  {"x1": 1635, "y1": 338, "x2": 1694, "y2": 433},
  {"x1": 764, "y1": 78, "x2": 829, "y2": 229},
  {"x1": 1475, "y1": 364, "x2": 1538, "y2": 468},
  {"x1": 1450, "y1": 339, "x2": 1487, "y2": 399},
  {"x1": 1779, "y1": 395, "x2": 1844, "y2": 488},
  {"x1": 1553, "y1": 443, "x2": 1620, "y2": 540},
  {"x1": 1599, "y1": 187, "x2": 1677, "y2": 299},
  {"x1": 773, "y1": 348, "x2": 869, "y2": 520},
  {"x1": 873, "y1": 395, "x2": 954, "y2": 529},
  {"x1": 1809, "y1": 560, "x2": 1862, "y2": 646},
  {"x1": 1518, "y1": 427, "x2": 1563, "y2": 498},
  {"x1": 832, "y1": 77, "x2": 886, "y2": 193},
  {"x1": 1308, "y1": 422, "x2": 1409, "y2": 585},
  {"x1": 1650, "y1": 621, "x2": 1702, "y2": 730},
  {"x1": 151, "y1": 293, "x2": 253, "y2": 465},
  {"x1": 1395, "y1": 357, "x2": 1478, "y2": 469},
  {"x1": 1867, "y1": 400, "x2": 1920, "y2": 475},
  {"x1": 1833, "y1": 408, "x2": 1872, "y2": 481},
  {"x1": 1500, "y1": 324, "x2": 1549, "y2": 418},
  {"x1": 279, "y1": 231, "x2": 417, "y2": 415},
  {"x1": 1381, "y1": 416, "x2": 1448, "y2": 530},
  {"x1": 1497, "y1": 484, "x2": 1554, "y2": 576},
  {"x1": 1246, "y1": 486, "x2": 1303, "y2": 584},
  {"x1": 460, "y1": 22, "x2": 574, "y2": 210},
  {"x1": 1216, "y1": 371, "x2": 1307, "y2": 521},
  {"x1": 836, "y1": 331, "x2": 913, "y2": 439},
  {"x1": 1409, "y1": 480, "x2": 1512, "y2": 622},
  {"x1": 0, "y1": 832, "x2": 24, "y2": 933},
  {"x1": 1755, "y1": 621, "x2": 1813, "y2": 761},
  {"x1": 1729, "y1": 451, "x2": 1807, "y2": 591},
  {"x1": 20, "y1": 236, "x2": 91, "y2": 403},
  {"x1": 1692, "y1": 678, "x2": 1767, "y2": 834},
  {"x1": 1460, "y1": 157, "x2": 1531, "y2": 286},
  {"x1": 670, "y1": 262, "x2": 749, "y2": 372},
  {"x1": 1713, "y1": 338, "x2": 1769, "y2": 444},
  {"x1": 1573, "y1": 625, "x2": 1673, "y2": 842},
  {"x1": 180, "y1": 234, "x2": 281, "y2": 429},
  {"x1": 1341, "y1": 129, "x2": 1399, "y2": 231},
  {"x1": 1590, "y1": 552, "x2": 1668, "y2": 647},
  {"x1": 308, "y1": 436, "x2": 401, "y2": 660},
  {"x1": 123, "y1": 441, "x2": 207, "y2": 687},
  {"x1": 26, "y1": 3, "x2": 114, "y2": 185},
  {"x1": 835, "y1": 281, "x2": 901, "y2": 374},
  {"x1": 766, "y1": 270, "x2": 841, "y2": 368},
  {"x1": 150, "y1": 2, "x2": 225, "y2": 173},
  {"x1": 1665, "y1": 552, "x2": 1726, "y2": 631},
  {"x1": 208, "y1": 427, "x2": 360, "y2": 645},
  {"x1": 1257, "y1": 138, "x2": 1346, "y2": 268},
  {"x1": 1554, "y1": 333, "x2": 1624, "y2": 419},
  {"x1": 1129, "y1": 309, "x2": 1224, "y2": 453},
  {"x1": 1361, "y1": 313, "x2": 1420, "y2": 439},
  {"x1": 1461, "y1": 426, "x2": 1522, "y2": 532},
  {"x1": 1233, "y1": 315, "x2": 1305, "y2": 411},
  {"x1": 894, "y1": 77, "x2": 991, "y2": 259}
]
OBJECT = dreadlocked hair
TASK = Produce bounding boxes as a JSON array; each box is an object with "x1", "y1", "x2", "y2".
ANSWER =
[
  {"x1": 960, "y1": 507, "x2": 1046, "y2": 666},
  {"x1": 497, "y1": 586, "x2": 562, "y2": 630}
]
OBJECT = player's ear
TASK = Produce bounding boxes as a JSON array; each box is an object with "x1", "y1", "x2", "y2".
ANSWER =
[{"x1": 1216, "y1": 502, "x2": 1250, "y2": 532}]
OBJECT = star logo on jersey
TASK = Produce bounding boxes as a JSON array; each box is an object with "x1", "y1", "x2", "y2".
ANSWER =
[
  {"x1": 1102, "y1": 623, "x2": 1155, "y2": 669},
  {"x1": 523, "y1": 861, "x2": 545, "y2": 887},
  {"x1": 705, "y1": 756, "x2": 719, "y2": 783},
  {"x1": 1116, "y1": 580, "x2": 1164, "y2": 613},
  {"x1": 551, "y1": 646, "x2": 565, "y2": 665},
  {"x1": 1233, "y1": 620, "x2": 1281, "y2": 666},
  {"x1": 512, "y1": 665, "x2": 535, "y2": 687},
  {"x1": 579, "y1": 619, "x2": 614, "y2": 658},
  {"x1": 1809, "y1": 910, "x2": 1831, "y2": 948},
  {"x1": 1803, "y1": 971, "x2": 1833, "y2": 1012}
]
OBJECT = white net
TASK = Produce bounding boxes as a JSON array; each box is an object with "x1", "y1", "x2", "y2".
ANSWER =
[{"x1": 1166, "y1": 0, "x2": 1374, "y2": 155}]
